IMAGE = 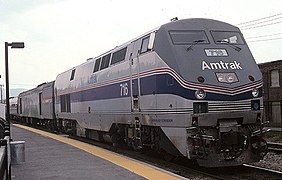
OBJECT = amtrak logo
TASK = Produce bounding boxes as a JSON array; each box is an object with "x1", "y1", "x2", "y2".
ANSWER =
[{"x1": 202, "y1": 60, "x2": 242, "y2": 70}]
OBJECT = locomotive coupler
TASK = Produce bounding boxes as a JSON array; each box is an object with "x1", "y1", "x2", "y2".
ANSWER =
[{"x1": 218, "y1": 119, "x2": 247, "y2": 160}]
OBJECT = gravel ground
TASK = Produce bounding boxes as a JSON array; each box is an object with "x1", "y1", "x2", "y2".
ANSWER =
[
  {"x1": 253, "y1": 132, "x2": 282, "y2": 172},
  {"x1": 251, "y1": 152, "x2": 282, "y2": 172}
]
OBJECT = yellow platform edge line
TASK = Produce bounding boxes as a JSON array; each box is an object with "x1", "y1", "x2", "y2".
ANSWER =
[{"x1": 13, "y1": 124, "x2": 183, "y2": 180}]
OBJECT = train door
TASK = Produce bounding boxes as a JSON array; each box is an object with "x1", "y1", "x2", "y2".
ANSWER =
[
  {"x1": 127, "y1": 39, "x2": 142, "y2": 148},
  {"x1": 39, "y1": 92, "x2": 42, "y2": 116},
  {"x1": 19, "y1": 98, "x2": 22, "y2": 115},
  {"x1": 129, "y1": 40, "x2": 142, "y2": 112},
  {"x1": 129, "y1": 33, "x2": 156, "y2": 112},
  {"x1": 128, "y1": 33, "x2": 155, "y2": 111}
]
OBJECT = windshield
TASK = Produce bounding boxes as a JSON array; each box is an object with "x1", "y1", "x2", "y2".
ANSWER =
[
  {"x1": 169, "y1": 30, "x2": 209, "y2": 45},
  {"x1": 211, "y1": 31, "x2": 245, "y2": 44}
]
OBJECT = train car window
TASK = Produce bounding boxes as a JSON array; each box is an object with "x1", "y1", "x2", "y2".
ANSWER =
[
  {"x1": 211, "y1": 31, "x2": 245, "y2": 44},
  {"x1": 60, "y1": 94, "x2": 71, "y2": 113},
  {"x1": 140, "y1": 36, "x2": 150, "y2": 53},
  {"x1": 60, "y1": 95, "x2": 66, "y2": 112},
  {"x1": 100, "y1": 53, "x2": 111, "y2": 70},
  {"x1": 169, "y1": 30, "x2": 209, "y2": 45},
  {"x1": 93, "y1": 58, "x2": 101, "y2": 73},
  {"x1": 70, "y1": 69, "x2": 76, "y2": 81},
  {"x1": 111, "y1": 47, "x2": 127, "y2": 65}
]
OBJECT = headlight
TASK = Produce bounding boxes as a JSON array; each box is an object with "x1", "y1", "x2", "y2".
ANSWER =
[
  {"x1": 216, "y1": 73, "x2": 238, "y2": 83},
  {"x1": 252, "y1": 88, "x2": 259, "y2": 97},
  {"x1": 195, "y1": 89, "x2": 206, "y2": 99},
  {"x1": 227, "y1": 74, "x2": 236, "y2": 83},
  {"x1": 217, "y1": 74, "x2": 225, "y2": 82}
]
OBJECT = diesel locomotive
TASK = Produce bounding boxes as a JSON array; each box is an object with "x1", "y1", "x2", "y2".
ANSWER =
[{"x1": 13, "y1": 18, "x2": 268, "y2": 167}]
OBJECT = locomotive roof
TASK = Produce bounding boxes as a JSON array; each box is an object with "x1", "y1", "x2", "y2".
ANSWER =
[
  {"x1": 19, "y1": 81, "x2": 54, "y2": 97},
  {"x1": 161, "y1": 18, "x2": 239, "y2": 30}
]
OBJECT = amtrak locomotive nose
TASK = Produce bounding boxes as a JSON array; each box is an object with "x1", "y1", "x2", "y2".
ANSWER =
[{"x1": 154, "y1": 18, "x2": 266, "y2": 166}]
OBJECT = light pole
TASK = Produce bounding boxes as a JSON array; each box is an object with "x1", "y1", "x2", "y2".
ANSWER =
[{"x1": 5, "y1": 42, "x2": 24, "y2": 135}]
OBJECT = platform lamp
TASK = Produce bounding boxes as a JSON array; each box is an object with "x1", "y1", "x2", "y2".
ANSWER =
[{"x1": 5, "y1": 42, "x2": 25, "y2": 136}]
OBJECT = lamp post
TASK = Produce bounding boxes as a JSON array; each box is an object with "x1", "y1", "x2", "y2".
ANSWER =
[{"x1": 5, "y1": 42, "x2": 25, "y2": 136}]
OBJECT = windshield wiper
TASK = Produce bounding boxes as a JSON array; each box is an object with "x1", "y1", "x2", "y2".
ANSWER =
[
  {"x1": 187, "y1": 40, "x2": 205, "y2": 51},
  {"x1": 216, "y1": 40, "x2": 241, "y2": 52}
]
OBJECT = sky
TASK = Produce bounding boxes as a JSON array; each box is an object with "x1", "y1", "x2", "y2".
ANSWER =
[{"x1": 0, "y1": 0, "x2": 282, "y2": 90}]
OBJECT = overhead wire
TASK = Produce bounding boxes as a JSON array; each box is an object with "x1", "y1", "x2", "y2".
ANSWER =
[
  {"x1": 237, "y1": 13, "x2": 282, "y2": 43},
  {"x1": 247, "y1": 37, "x2": 282, "y2": 43},
  {"x1": 237, "y1": 12, "x2": 282, "y2": 26},
  {"x1": 241, "y1": 20, "x2": 282, "y2": 30},
  {"x1": 239, "y1": 16, "x2": 282, "y2": 28},
  {"x1": 246, "y1": 32, "x2": 282, "y2": 39},
  {"x1": 237, "y1": 12, "x2": 282, "y2": 30}
]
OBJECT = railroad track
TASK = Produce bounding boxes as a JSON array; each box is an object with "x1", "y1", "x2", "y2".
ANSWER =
[
  {"x1": 71, "y1": 135, "x2": 282, "y2": 179},
  {"x1": 267, "y1": 142, "x2": 282, "y2": 154},
  {"x1": 242, "y1": 164, "x2": 282, "y2": 179},
  {"x1": 192, "y1": 163, "x2": 282, "y2": 180}
]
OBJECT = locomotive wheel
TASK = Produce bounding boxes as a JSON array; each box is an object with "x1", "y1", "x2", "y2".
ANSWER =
[{"x1": 111, "y1": 134, "x2": 120, "y2": 148}]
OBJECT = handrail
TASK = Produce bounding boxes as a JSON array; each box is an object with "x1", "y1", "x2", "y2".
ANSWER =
[
  {"x1": 0, "y1": 117, "x2": 10, "y2": 180},
  {"x1": 0, "y1": 139, "x2": 8, "y2": 180}
]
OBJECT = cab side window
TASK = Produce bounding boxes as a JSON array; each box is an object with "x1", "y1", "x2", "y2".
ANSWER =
[
  {"x1": 70, "y1": 69, "x2": 76, "y2": 81},
  {"x1": 93, "y1": 58, "x2": 101, "y2": 73},
  {"x1": 111, "y1": 47, "x2": 127, "y2": 65},
  {"x1": 100, "y1": 53, "x2": 111, "y2": 70},
  {"x1": 140, "y1": 36, "x2": 150, "y2": 54}
]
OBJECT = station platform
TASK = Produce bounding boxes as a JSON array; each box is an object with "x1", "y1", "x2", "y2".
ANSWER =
[{"x1": 10, "y1": 124, "x2": 185, "y2": 180}]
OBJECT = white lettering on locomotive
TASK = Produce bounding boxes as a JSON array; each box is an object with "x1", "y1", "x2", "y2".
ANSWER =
[
  {"x1": 120, "y1": 83, "x2": 129, "y2": 96},
  {"x1": 202, "y1": 60, "x2": 242, "y2": 70}
]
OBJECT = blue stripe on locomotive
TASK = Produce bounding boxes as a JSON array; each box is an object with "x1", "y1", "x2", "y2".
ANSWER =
[
  {"x1": 142, "y1": 74, "x2": 262, "y2": 101},
  {"x1": 57, "y1": 73, "x2": 261, "y2": 104},
  {"x1": 70, "y1": 81, "x2": 131, "y2": 103}
]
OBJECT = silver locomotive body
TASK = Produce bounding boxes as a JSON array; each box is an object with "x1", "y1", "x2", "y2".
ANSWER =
[{"x1": 19, "y1": 18, "x2": 267, "y2": 167}]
